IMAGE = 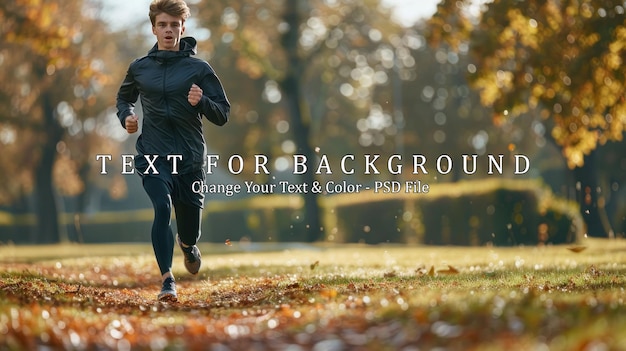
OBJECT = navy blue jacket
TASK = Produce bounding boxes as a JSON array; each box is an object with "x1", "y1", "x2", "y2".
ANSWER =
[{"x1": 116, "y1": 37, "x2": 229, "y2": 175}]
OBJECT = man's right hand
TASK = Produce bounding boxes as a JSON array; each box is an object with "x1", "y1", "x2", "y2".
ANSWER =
[{"x1": 125, "y1": 115, "x2": 139, "y2": 134}]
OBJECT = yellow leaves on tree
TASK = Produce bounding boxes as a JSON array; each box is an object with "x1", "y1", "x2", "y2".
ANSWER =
[
  {"x1": 3, "y1": 0, "x2": 76, "y2": 58},
  {"x1": 462, "y1": 0, "x2": 626, "y2": 169},
  {"x1": 0, "y1": 0, "x2": 125, "y2": 238},
  {"x1": 53, "y1": 154, "x2": 84, "y2": 197},
  {"x1": 234, "y1": 27, "x2": 279, "y2": 80},
  {"x1": 426, "y1": 0, "x2": 473, "y2": 51},
  {"x1": 1, "y1": 0, "x2": 109, "y2": 96}
]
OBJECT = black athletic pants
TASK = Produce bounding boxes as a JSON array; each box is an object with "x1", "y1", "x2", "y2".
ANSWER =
[{"x1": 143, "y1": 175, "x2": 203, "y2": 276}]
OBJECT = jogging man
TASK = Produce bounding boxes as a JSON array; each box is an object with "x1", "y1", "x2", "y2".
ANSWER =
[{"x1": 116, "y1": 0, "x2": 230, "y2": 301}]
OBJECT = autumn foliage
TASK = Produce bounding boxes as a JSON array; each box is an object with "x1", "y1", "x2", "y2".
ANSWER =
[
  {"x1": 2, "y1": 240, "x2": 626, "y2": 350},
  {"x1": 428, "y1": 0, "x2": 626, "y2": 169}
]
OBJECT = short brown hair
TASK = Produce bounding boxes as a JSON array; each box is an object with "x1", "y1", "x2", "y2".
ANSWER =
[{"x1": 149, "y1": 0, "x2": 191, "y2": 26}]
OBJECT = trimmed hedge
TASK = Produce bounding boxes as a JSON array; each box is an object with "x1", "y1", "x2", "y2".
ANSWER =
[
  {"x1": 0, "y1": 179, "x2": 583, "y2": 246},
  {"x1": 328, "y1": 179, "x2": 582, "y2": 246}
]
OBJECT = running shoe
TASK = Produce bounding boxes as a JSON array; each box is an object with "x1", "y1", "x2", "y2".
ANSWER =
[
  {"x1": 177, "y1": 234, "x2": 202, "y2": 275},
  {"x1": 158, "y1": 277, "x2": 177, "y2": 302}
]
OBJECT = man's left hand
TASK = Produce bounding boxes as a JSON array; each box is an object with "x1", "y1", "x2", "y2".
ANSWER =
[{"x1": 188, "y1": 84, "x2": 203, "y2": 106}]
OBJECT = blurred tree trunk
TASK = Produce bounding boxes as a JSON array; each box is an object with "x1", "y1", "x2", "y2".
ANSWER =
[
  {"x1": 281, "y1": 0, "x2": 322, "y2": 242},
  {"x1": 33, "y1": 91, "x2": 63, "y2": 244},
  {"x1": 574, "y1": 149, "x2": 613, "y2": 238},
  {"x1": 1, "y1": 1, "x2": 124, "y2": 244}
]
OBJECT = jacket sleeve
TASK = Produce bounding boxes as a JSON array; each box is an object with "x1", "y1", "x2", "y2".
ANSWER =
[
  {"x1": 196, "y1": 63, "x2": 230, "y2": 126},
  {"x1": 116, "y1": 64, "x2": 139, "y2": 128}
]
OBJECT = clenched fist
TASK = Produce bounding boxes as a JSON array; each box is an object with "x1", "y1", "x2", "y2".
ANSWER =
[
  {"x1": 125, "y1": 115, "x2": 139, "y2": 134},
  {"x1": 188, "y1": 83, "x2": 203, "y2": 106}
]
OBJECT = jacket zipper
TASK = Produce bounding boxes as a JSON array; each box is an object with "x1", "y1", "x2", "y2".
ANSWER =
[
  {"x1": 162, "y1": 61, "x2": 179, "y2": 166},
  {"x1": 163, "y1": 61, "x2": 171, "y2": 119}
]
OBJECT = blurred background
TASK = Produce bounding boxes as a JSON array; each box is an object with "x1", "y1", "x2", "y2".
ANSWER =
[{"x1": 0, "y1": 0, "x2": 624, "y2": 246}]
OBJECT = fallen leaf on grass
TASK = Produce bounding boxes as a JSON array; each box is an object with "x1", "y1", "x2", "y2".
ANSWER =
[
  {"x1": 437, "y1": 265, "x2": 460, "y2": 275},
  {"x1": 64, "y1": 285, "x2": 82, "y2": 296},
  {"x1": 383, "y1": 270, "x2": 397, "y2": 278},
  {"x1": 428, "y1": 266, "x2": 435, "y2": 277},
  {"x1": 286, "y1": 282, "x2": 300, "y2": 289},
  {"x1": 585, "y1": 265, "x2": 603, "y2": 277},
  {"x1": 567, "y1": 246, "x2": 587, "y2": 253}
]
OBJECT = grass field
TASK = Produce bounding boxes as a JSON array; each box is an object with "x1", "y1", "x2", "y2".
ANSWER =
[{"x1": 1, "y1": 238, "x2": 626, "y2": 350}]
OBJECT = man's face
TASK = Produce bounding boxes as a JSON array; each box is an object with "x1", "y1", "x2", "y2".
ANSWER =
[{"x1": 152, "y1": 12, "x2": 185, "y2": 51}]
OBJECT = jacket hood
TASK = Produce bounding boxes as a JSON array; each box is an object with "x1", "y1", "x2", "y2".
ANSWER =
[{"x1": 148, "y1": 37, "x2": 197, "y2": 61}]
